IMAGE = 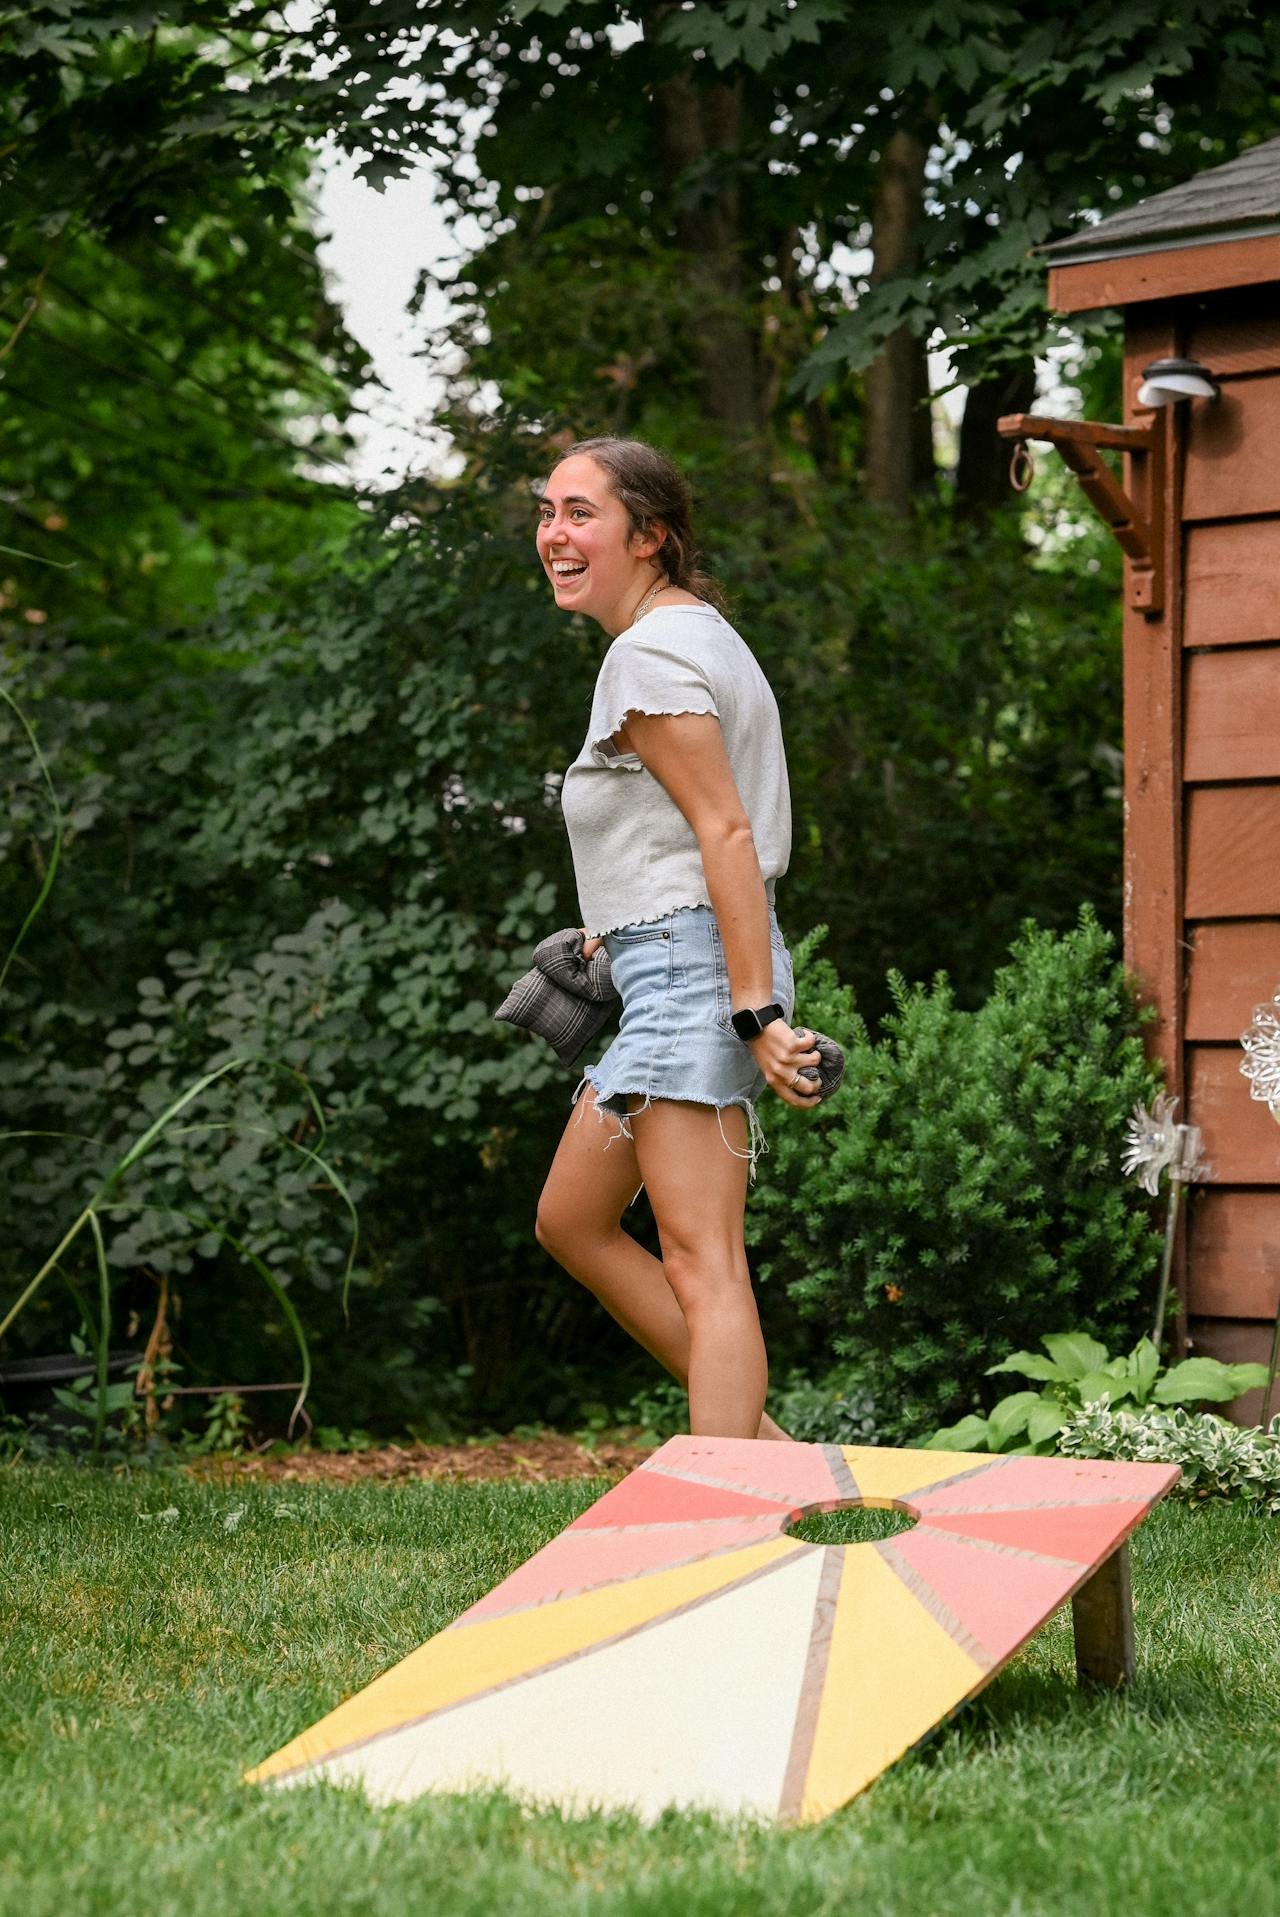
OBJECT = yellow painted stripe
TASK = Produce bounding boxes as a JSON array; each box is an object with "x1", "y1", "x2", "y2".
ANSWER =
[
  {"x1": 838, "y1": 1446, "x2": 993, "y2": 1506},
  {"x1": 797, "y1": 1542, "x2": 985, "y2": 1823},
  {"x1": 247, "y1": 1535, "x2": 805, "y2": 1783}
]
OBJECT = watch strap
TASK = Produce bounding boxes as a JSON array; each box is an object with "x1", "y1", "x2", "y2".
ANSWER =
[{"x1": 730, "y1": 1001, "x2": 785, "y2": 1041}]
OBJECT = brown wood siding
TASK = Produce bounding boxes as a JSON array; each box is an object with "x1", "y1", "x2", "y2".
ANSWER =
[
  {"x1": 1185, "y1": 1318, "x2": 1274, "y2": 1422},
  {"x1": 1097, "y1": 269, "x2": 1280, "y2": 1382},
  {"x1": 1188, "y1": 1188, "x2": 1280, "y2": 1317},
  {"x1": 1048, "y1": 238, "x2": 1280, "y2": 315},
  {"x1": 1184, "y1": 786, "x2": 1280, "y2": 917},
  {"x1": 1182, "y1": 372, "x2": 1280, "y2": 522},
  {"x1": 1187, "y1": 1043, "x2": 1280, "y2": 1183},
  {"x1": 1185, "y1": 921, "x2": 1280, "y2": 1038},
  {"x1": 1185, "y1": 290, "x2": 1280, "y2": 376},
  {"x1": 1176, "y1": 294, "x2": 1280, "y2": 1372},
  {"x1": 1183, "y1": 645, "x2": 1280, "y2": 779},
  {"x1": 1183, "y1": 519, "x2": 1280, "y2": 648}
]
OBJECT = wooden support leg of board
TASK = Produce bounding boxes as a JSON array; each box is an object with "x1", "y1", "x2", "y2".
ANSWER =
[{"x1": 1071, "y1": 1541, "x2": 1135, "y2": 1687}]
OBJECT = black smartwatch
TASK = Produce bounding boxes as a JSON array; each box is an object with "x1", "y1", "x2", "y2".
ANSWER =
[{"x1": 730, "y1": 1001, "x2": 785, "y2": 1042}]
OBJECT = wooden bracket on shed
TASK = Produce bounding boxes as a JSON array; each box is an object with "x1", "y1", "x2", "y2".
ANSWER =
[{"x1": 997, "y1": 412, "x2": 1164, "y2": 615}]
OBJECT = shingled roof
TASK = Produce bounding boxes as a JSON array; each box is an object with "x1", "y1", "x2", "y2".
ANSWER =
[{"x1": 1039, "y1": 133, "x2": 1280, "y2": 265}]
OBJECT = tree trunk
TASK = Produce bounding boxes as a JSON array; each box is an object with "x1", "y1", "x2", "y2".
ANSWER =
[
  {"x1": 954, "y1": 358, "x2": 1038, "y2": 520},
  {"x1": 864, "y1": 125, "x2": 934, "y2": 515},
  {"x1": 649, "y1": 67, "x2": 764, "y2": 447}
]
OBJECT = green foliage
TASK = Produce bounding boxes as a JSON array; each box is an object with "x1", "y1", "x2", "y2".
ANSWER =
[
  {"x1": 768, "y1": 1364, "x2": 883, "y2": 1446},
  {"x1": 0, "y1": 429, "x2": 603, "y2": 1428},
  {"x1": 927, "y1": 1333, "x2": 1269, "y2": 1454},
  {"x1": 187, "y1": 1390, "x2": 252, "y2": 1460},
  {"x1": 1060, "y1": 1403, "x2": 1280, "y2": 1513},
  {"x1": 353, "y1": 1, "x2": 1280, "y2": 418},
  {"x1": 618, "y1": 1360, "x2": 881, "y2": 1446},
  {"x1": 749, "y1": 910, "x2": 1164, "y2": 1438},
  {"x1": 8, "y1": 0, "x2": 1274, "y2": 1444},
  {"x1": 3, "y1": 388, "x2": 1132, "y2": 1433},
  {"x1": 2, "y1": 152, "x2": 365, "y2": 645},
  {"x1": 755, "y1": 502, "x2": 1126, "y2": 1017},
  {"x1": 659, "y1": 1, "x2": 849, "y2": 73}
]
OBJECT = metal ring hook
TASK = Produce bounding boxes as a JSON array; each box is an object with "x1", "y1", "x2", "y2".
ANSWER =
[{"x1": 1009, "y1": 438, "x2": 1035, "y2": 492}]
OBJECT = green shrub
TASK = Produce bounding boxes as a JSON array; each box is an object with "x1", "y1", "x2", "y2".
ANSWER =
[
  {"x1": 768, "y1": 1364, "x2": 882, "y2": 1446},
  {"x1": 614, "y1": 1361, "x2": 881, "y2": 1447},
  {"x1": 1060, "y1": 1403, "x2": 1280, "y2": 1513},
  {"x1": 749, "y1": 909, "x2": 1163, "y2": 1438}
]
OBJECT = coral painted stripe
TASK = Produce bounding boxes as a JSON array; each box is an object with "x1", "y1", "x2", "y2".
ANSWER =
[
  {"x1": 881, "y1": 1527, "x2": 1084, "y2": 1666},
  {"x1": 571, "y1": 1468, "x2": 789, "y2": 1530},
  {"x1": 912, "y1": 1455, "x2": 1178, "y2": 1513},
  {"x1": 655, "y1": 1434, "x2": 854, "y2": 1507},
  {"x1": 920, "y1": 1503, "x2": 1151, "y2": 1563}
]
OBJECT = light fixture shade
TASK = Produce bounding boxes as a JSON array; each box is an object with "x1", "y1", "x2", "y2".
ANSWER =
[{"x1": 1137, "y1": 357, "x2": 1220, "y2": 408}]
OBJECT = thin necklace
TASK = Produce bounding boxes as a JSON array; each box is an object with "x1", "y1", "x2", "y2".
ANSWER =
[{"x1": 629, "y1": 578, "x2": 672, "y2": 628}]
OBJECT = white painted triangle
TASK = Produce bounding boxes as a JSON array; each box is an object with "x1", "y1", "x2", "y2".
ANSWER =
[{"x1": 301, "y1": 1544, "x2": 827, "y2": 1823}]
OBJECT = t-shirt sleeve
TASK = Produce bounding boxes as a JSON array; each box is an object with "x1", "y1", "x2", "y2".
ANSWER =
[{"x1": 587, "y1": 633, "x2": 719, "y2": 767}]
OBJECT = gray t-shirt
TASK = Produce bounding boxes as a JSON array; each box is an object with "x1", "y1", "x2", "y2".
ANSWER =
[{"x1": 561, "y1": 604, "x2": 792, "y2": 937}]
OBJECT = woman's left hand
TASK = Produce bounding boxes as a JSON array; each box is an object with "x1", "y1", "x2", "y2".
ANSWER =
[
  {"x1": 581, "y1": 928, "x2": 604, "y2": 960},
  {"x1": 749, "y1": 1021, "x2": 823, "y2": 1109}
]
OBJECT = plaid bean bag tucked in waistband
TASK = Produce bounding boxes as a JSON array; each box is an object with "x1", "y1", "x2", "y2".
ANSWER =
[{"x1": 493, "y1": 927, "x2": 619, "y2": 1068}]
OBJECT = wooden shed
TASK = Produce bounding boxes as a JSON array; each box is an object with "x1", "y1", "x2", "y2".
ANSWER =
[{"x1": 1019, "y1": 136, "x2": 1280, "y2": 1407}]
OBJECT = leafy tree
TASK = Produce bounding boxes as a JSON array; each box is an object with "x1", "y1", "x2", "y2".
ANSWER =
[
  {"x1": 303, "y1": 1, "x2": 1278, "y2": 505},
  {"x1": 9, "y1": 2, "x2": 1279, "y2": 508}
]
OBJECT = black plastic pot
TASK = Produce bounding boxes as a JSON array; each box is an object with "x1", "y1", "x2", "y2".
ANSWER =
[{"x1": 0, "y1": 1350, "x2": 141, "y2": 1417}]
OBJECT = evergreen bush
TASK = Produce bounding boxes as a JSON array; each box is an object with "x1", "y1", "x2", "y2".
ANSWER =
[{"x1": 748, "y1": 910, "x2": 1163, "y2": 1438}]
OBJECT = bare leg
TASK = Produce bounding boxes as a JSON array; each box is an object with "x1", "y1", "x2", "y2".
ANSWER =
[
  {"x1": 628, "y1": 1098, "x2": 767, "y2": 1440},
  {"x1": 536, "y1": 1086, "x2": 790, "y2": 1439}
]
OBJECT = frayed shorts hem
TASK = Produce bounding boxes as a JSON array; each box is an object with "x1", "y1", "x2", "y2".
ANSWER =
[{"x1": 571, "y1": 1071, "x2": 769, "y2": 1179}]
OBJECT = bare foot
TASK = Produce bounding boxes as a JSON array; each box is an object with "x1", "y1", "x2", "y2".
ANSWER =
[{"x1": 756, "y1": 1411, "x2": 795, "y2": 1442}]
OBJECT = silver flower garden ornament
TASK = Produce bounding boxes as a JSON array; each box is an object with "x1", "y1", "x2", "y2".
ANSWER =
[
  {"x1": 1240, "y1": 988, "x2": 1280, "y2": 1123},
  {"x1": 1120, "y1": 1092, "x2": 1205, "y2": 1345},
  {"x1": 1240, "y1": 988, "x2": 1280, "y2": 1425}
]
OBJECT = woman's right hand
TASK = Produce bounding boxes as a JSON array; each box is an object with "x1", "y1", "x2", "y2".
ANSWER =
[
  {"x1": 749, "y1": 1021, "x2": 823, "y2": 1110},
  {"x1": 581, "y1": 929, "x2": 604, "y2": 959}
]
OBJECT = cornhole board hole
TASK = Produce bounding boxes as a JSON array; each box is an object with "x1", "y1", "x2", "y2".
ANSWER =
[{"x1": 247, "y1": 1437, "x2": 1178, "y2": 1825}]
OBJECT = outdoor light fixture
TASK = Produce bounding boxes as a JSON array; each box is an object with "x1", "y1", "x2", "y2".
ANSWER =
[{"x1": 1136, "y1": 357, "x2": 1220, "y2": 407}]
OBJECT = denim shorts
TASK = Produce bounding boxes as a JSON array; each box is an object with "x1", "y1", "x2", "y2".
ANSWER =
[{"x1": 573, "y1": 895, "x2": 796, "y2": 1177}]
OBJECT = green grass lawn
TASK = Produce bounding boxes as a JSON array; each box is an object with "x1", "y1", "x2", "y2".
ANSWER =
[{"x1": 2, "y1": 1465, "x2": 1277, "y2": 1917}]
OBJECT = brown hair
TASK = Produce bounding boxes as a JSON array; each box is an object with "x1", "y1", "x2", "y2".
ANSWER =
[{"x1": 550, "y1": 436, "x2": 728, "y2": 614}]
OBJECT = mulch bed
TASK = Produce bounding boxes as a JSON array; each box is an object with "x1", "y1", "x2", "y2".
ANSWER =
[{"x1": 191, "y1": 1433, "x2": 657, "y2": 1486}]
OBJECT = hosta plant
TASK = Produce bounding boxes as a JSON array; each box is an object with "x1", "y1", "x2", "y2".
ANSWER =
[
  {"x1": 925, "y1": 1331, "x2": 1269, "y2": 1457},
  {"x1": 1060, "y1": 1403, "x2": 1280, "y2": 1513}
]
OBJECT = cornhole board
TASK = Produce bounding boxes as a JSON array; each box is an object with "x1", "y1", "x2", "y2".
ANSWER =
[{"x1": 247, "y1": 1437, "x2": 1179, "y2": 1825}]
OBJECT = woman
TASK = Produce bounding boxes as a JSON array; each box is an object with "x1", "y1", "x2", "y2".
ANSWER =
[{"x1": 533, "y1": 436, "x2": 821, "y2": 1442}]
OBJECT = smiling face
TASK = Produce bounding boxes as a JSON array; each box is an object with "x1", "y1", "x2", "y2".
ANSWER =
[{"x1": 535, "y1": 453, "x2": 664, "y2": 636}]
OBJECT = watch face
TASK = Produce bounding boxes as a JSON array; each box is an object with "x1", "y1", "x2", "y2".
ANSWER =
[{"x1": 732, "y1": 1004, "x2": 783, "y2": 1040}]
